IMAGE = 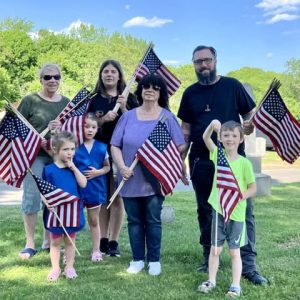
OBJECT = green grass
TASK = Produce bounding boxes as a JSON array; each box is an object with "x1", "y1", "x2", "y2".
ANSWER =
[
  {"x1": 1, "y1": 184, "x2": 300, "y2": 300},
  {"x1": 262, "y1": 151, "x2": 300, "y2": 169}
]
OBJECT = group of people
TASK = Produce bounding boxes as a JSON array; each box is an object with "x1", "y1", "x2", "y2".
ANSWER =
[{"x1": 15, "y1": 45, "x2": 268, "y2": 295}]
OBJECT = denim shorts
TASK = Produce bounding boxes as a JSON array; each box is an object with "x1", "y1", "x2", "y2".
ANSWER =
[{"x1": 21, "y1": 155, "x2": 52, "y2": 214}]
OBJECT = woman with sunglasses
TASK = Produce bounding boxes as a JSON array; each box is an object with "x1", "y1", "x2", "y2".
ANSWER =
[
  {"x1": 88, "y1": 60, "x2": 139, "y2": 257},
  {"x1": 18, "y1": 63, "x2": 69, "y2": 259},
  {"x1": 110, "y1": 73, "x2": 185, "y2": 276}
]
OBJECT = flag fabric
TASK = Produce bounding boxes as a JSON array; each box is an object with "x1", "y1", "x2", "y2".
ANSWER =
[
  {"x1": 58, "y1": 87, "x2": 91, "y2": 144},
  {"x1": 136, "y1": 120, "x2": 182, "y2": 196},
  {"x1": 252, "y1": 88, "x2": 300, "y2": 164},
  {"x1": 135, "y1": 48, "x2": 181, "y2": 97},
  {"x1": 32, "y1": 174, "x2": 80, "y2": 228},
  {"x1": 216, "y1": 142, "x2": 243, "y2": 223},
  {"x1": 0, "y1": 112, "x2": 42, "y2": 187},
  {"x1": 58, "y1": 87, "x2": 90, "y2": 122}
]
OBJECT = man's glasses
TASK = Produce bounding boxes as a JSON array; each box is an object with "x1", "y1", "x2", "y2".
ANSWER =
[
  {"x1": 193, "y1": 58, "x2": 213, "y2": 65},
  {"x1": 142, "y1": 84, "x2": 161, "y2": 91},
  {"x1": 42, "y1": 74, "x2": 61, "y2": 81}
]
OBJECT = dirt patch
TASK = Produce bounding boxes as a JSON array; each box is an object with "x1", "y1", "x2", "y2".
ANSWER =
[{"x1": 278, "y1": 236, "x2": 300, "y2": 249}]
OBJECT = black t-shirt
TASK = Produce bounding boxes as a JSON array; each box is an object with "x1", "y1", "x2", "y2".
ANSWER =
[
  {"x1": 177, "y1": 76, "x2": 255, "y2": 159},
  {"x1": 88, "y1": 93, "x2": 139, "y2": 144}
]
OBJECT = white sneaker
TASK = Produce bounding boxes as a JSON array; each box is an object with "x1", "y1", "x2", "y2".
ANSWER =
[
  {"x1": 126, "y1": 260, "x2": 145, "y2": 274},
  {"x1": 148, "y1": 262, "x2": 161, "y2": 276}
]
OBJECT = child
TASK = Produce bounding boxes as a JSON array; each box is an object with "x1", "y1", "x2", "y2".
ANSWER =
[
  {"x1": 73, "y1": 113, "x2": 110, "y2": 262},
  {"x1": 198, "y1": 120, "x2": 256, "y2": 298},
  {"x1": 43, "y1": 131, "x2": 87, "y2": 281}
]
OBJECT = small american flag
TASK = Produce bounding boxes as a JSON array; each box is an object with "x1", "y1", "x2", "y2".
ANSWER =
[
  {"x1": 136, "y1": 120, "x2": 182, "y2": 196},
  {"x1": 0, "y1": 112, "x2": 42, "y2": 187},
  {"x1": 58, "y1": 87, "x2": 90, "y2": 122},
  {"x1": 32, "y1": 174, "x2": 80, "y2": 228},
  {"x1": 59, "y1": 88, "x2": 91, "y2": 144},
  {"x1": 252, "y1": 88, "x2": 300, "y2": 164},
  {"x1": 136, "y1": 48, "x2": 181, "y2": 97},
  {"x1": 216, "y1": 142, "x2": 243, "y2": 223}
]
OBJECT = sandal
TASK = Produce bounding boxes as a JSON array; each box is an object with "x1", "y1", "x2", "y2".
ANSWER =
[
  {"x1": 226, "y1": 286, "x2": 241, "y2": 298},
  {"x1": 197, "y1": 280, "x2": 215, "y2": 293},
  {"x1": 63, "y1": 267, "x2": 77, "y2": 279},
  {"x1": 91, "y1": 250, "x2": 103, "y2": 262},
  {"x1": 47, "y1": 268, "x2": 61, "y2": 282}
]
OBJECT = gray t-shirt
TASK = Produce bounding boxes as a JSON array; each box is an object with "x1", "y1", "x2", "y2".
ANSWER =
[{"x1": 111, "y1": 108, "x2": 184, "y2": 197}]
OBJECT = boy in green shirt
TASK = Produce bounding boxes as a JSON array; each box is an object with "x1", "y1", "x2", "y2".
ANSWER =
[{"x1": 198, "y1": 120, "x2": 256, "y2": 298}]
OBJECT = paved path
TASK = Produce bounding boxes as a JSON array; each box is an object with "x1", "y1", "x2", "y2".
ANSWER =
[{"x1": 0, "y1": 167, "x2": 299, "y2": 206}]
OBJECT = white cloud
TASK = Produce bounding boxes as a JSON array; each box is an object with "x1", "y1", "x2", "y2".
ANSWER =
[
  {"x1": 55, "y1": 19, "x2": 91, "y2": 34},
  {"x1": 266, "y1": 52, "x2": 273, "y2": 58},
  {"x1": 256, "y1": 0, "x2": 300, "y2": 23},
  {"x1": 163, "y1": 60, "x2": 181, "y2": 66},
  {"x1": 123, "y1": 16, "x2": 173, "y2": 28},
  {"x1": 125, "y1": 4, "x2": 130, "y2": 10},
  {"x1": 266, "y1": 13, "x2": 299, "y2": 23}
]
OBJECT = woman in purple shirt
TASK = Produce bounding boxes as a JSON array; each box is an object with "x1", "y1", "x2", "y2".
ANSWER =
[{"x1": 111, "y1": 74, "x2": 186, "y2": 276}]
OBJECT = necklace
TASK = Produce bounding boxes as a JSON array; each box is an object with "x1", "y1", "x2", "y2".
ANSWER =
[
  {"x1": 199, "y1": 76, "x2": 220, "y2": 113},
  {"x1": 204, "y1": 104, "x2": 211, "y2": 112}
]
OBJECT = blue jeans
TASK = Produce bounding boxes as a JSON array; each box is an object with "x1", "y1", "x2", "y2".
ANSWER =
[{"x1": 123, "y1": 195, "x2": 164, "y2": 262}]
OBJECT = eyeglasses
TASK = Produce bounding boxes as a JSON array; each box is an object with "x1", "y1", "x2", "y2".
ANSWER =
[
  {"x1": 42, "y1": 74, "x2": 61, "y2": 81},
  {"x1": 193, "y1": 58, "x2": 213, "y2": 65},
  {"x1": 142, "y1": 84, "x2": 161, "y2": 91}
]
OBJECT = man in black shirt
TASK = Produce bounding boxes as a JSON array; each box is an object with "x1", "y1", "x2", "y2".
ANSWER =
[{"x1": 178, "y1": 45, "x2": 268, "y2": 285}]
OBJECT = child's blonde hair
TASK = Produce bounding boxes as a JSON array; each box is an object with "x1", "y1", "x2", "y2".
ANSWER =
[
  {"x1": 52, "y1": 131, "x2": 77, "y2": 152},
  {"x1": 221, "y1": 121, "x2": 244, "y2": 140}
]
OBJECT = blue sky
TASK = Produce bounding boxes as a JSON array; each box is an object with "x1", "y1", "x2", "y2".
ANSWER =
[{"x1": 1, "y1": 0, "x2": 300, "y2": 74}]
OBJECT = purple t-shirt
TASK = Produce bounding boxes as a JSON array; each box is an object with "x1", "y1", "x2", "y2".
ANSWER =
[{"x1": 110, "y1": 108, "x2": 184, "y2": 197}]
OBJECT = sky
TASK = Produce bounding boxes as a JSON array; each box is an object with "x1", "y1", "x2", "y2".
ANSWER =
[{"x1": 1, "y1": 0, "x2": 300, "y2": 75}]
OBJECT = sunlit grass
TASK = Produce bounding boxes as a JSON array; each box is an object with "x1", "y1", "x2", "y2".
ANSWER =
[{"x1": 0, "y1": 184, "x2": 300, "y2": 299}]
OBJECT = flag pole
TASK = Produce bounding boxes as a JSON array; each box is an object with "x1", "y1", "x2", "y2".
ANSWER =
[
  {"x1": 107, "y1": 157, "x2": 139, "y2": 209},
  {"x1": 28, "y1": 169, "x2": 81, "y2": 256},
  {"x1": 249, "y1": 78, "x2": 281, "y2": 122},
  {"x1": 39, "y1": 91, "x2": 97, "y2": 138},
  {"x1": 112, "y1": 42, "x2": 154, "y2": 113}
]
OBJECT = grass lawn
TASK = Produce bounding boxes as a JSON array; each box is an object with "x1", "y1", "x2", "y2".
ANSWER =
[
  {"x1": 262, "y1": 151, "x2": 300, "y2": 170},
  {"x1": 1, "y1": 184, "x2": 300, "y2": 300}
]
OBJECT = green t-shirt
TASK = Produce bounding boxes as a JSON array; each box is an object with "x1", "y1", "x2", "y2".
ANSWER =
[
  {"x1": 208, "y1": 147, "x2": 255, "y2": 222},
  {"x1": 18, "y1": 93, "x2": 69, "y2": 156}
]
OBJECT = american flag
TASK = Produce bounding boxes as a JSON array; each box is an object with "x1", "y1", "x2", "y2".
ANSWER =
[
  {"x1": 32, "y1": 174, "x2": 80, "y2": 228},
  {"x1": 136, "y1": 120, "x2": 182, "y2": 196},
  {"x1": 216, "y1": 142, "x2": 243, "y2": 223},
  {"x1": 58, "y1": 87, "x2": 91, "y2": 144},
  {"x1": 252, "y1": 88, "x2": 300, "y2": 164},
  {"x1": 135, "y1": 48, "x2": 181, "y2": 97},
  {"x1": 58, "y1": 87, "x2": 90, "y2": 122},
  {"x1": 0, "y1": 112, "x2": 42, "y2": 187}
]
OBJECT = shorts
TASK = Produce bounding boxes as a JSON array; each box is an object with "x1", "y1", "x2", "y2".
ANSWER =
[
  {"x1": 51, "y1": 232, "x2": 76, "y2": 239},
  {"x1": 84, "y1": 202, "x2": 101, "y2": 210},
  {"x1": 211, "y1": 210, "x2": 247, "y2": 249},
  {"x1": 21, "y1": 155, "x2": 52, "y2": 214}
]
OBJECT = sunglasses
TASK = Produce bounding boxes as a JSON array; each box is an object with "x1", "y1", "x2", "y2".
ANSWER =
[
  {"x1": 142, "y1": 84, "x2": 161, "y2": 91},
  {"x1": 42, "y1": 74, "x2": 61, "y2": 81}
]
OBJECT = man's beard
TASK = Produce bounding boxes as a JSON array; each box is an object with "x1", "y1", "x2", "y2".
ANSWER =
[{"x1": 196, "y1": 68, "x2": 217, "y2": 85}]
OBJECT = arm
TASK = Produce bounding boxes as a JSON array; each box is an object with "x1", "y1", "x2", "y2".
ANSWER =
[
  {"x1": 203, "y1": 119, "x2": 221, "y2": 152},
  {"x1": 67, "y1": 160, "x2": 87, "y2": 188},
  {"x1": 180, "y1": 121, "x2": 191, "y2": 161},
  {"x1": 111, "y1": 145, "x2": 133, "y2": 180},
  {"x1": 242, "y1": 182, "x2": 256, "y2": 200},
  {"x1": 83, "y1": 159, "x2": 111, "y2": 180},
  {"x1": 242, "y1": 108, "x2": 255, "y2": 135}
]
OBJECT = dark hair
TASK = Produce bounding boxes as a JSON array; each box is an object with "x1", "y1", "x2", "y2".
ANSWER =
[
  {"x1": 135, "y1": 73, "x2": 169, "y2": 109},
  {"x1": 192, "y1": 45, "x2": 217, "y2": 59},
  {"x1": 221, "y1": 121, "x2": 244, "y2": 140},
  {"x1": 93, "y1": 60, "x2": 126, "y2": 97},
  {"x1": 85, "y1": 112, "x2": 100, "y2": 127},
  {"x1": 52, "y1": 131, "x2": 77, "y2": 152}
]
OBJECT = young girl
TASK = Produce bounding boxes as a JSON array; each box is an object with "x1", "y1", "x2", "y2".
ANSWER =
[
  {"x1": 74, "y1": 113, "x2": 110, "y2": 262},
  {"x1": 43, "y1": 131, "x2": 87, "y2": 282}
]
